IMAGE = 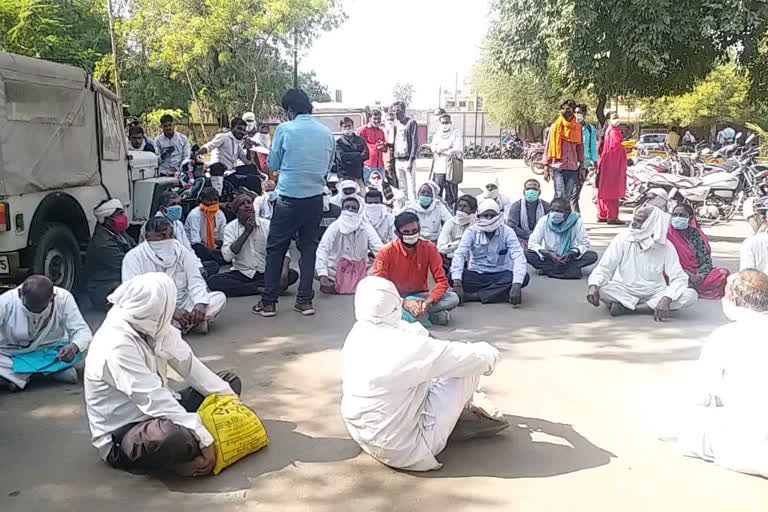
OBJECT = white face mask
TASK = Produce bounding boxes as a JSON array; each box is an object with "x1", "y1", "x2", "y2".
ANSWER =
[
  {"x1": 343, "y1": 129, "x2": 354, "y2": 137},
  {"x1": 148, "y1": 239, "x2": 177, "y2": 263},
  {"x1": 365, "y1": 203, "x2": 386, "y2": 223},
  {"x1": 210, "y1": 176, "x2": 224, "y2": 194},
  {"x1": 245, "y1": 121, "x2": 257, "y2": 132},
  {"x1": 575, "y1": 114, "x2": 585, "y2": 123},
  {"x1": 455, "y1": 211, "x2": 475, "y2": 226},
  {"x1": 610, "y1": 118, "x2": 621, "y2": 127},
  {"x1": 441, "y1": 124, "x2": 451, "y2": 132},
  {"x1": 401, "y1": 233, "x2": 419, "y2": 245}
]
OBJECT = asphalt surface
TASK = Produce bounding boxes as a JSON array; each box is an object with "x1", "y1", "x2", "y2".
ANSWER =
[{"x1": 1, "y1": 160, "x2": 766, "y2": 511}]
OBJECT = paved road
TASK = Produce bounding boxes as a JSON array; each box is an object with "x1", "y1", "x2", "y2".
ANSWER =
[{"x1": 2, "y1": 160, "x2": 766, "y2": 512}]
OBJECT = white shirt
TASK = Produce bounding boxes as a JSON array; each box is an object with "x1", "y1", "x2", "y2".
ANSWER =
[
  {"x1": 363, "y1": 206, "x2": 396, "y2": 243},
  {"x1": 316, "y1": 221, "x2": 383, "y2": 279},
  {"x1": 221, "y1": 218, "x2": 270, "y2": 278},
  {"x1": 739, "y1": 233, "x2": 768, "y2": 274},
  {"x1": 429, "y1": 129, "x2": 463, "y2": 175},
  {"x1": 253, "y1": 194, "x2": 276, "y2": 220},
  {"x1": 202, "y1": 132, "x2": 249, "y2": 170},
  {"x1": 588, "y1": 231, "x2": 688, "y2": 301},
  {"x1": 185, "y1": 206, "x2": 226, "y2": 247},
  {"x1": 153, "y1": 132, "x2": 191, "y2": 175},
  {"x1": 341, "y1": 319, "x2": 500, "y2": 471},
  {"x1": 122, "y1": 242, "x2": 212, "y2": 311},
  {"x1": 405, "y1": 202, "x2": 453, "y2": 242},
  {"x1": 528, "y1": 215, "x2": 591, "y2": 257},
  {"x1": 437, "y1": 217, "x2": 471, "y2": 258},
  {"x1": 84, "y1": 314, "x2": 233, "y2": 459}
]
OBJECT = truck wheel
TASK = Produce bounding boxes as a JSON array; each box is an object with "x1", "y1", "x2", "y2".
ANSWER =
[{"x1": 33, "y1": 223, "x2": 81, "y2": 291}]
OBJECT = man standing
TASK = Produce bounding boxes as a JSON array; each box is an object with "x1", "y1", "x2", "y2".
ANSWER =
[
  {"x1": 333, "y1": 117, "x2": 369, "y2": 183},
  {"x1": 430, "y1": 113, "x2": 463, "y2": 211},
  {"x1": 392, "y1": 101, "x2": 419, "y2": 200},
  {"x1": 383, "y1": 110, "x2": 399, "y2": 187},
  {"x1": 571, "y1": 103, "x2": 597, "y2": 213},
  {"x1": 665, "y1": 126, "x2": 680, "y2": 150},
  {"x1": 543, "y1": 100, "x2": 584, "y2": 200},
  {"x1": 197, "y1": 118, "x2": 253, "y2": 171},
  {"x1": 717, "y1": 124, "x2": 736, "y2": 149},
  {"x1": 254, "y1": 88, "x2": 335, "y2": 318},
  {"x1": 154, "y1": 114, "x2": 192, "y2": 176},
  {"x1": 357, "y1": 110, "x2": 388, "y2": 184}
]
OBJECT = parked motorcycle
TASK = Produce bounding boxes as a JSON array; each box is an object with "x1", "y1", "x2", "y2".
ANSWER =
[{"x1": 523, "y1": 142, "x2": 547, "y2": 175}]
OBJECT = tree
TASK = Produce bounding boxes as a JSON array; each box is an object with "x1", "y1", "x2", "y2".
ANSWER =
[
  {"x1": 392, "y1": 82, "x2": 414, "y2": 107},
  {"x1": 299, "y1": 70, "x2": 332, "y2": 103},
  {"x1": 486, "y1": 0, "x2": 768, "y2": 124},
  {"x1": 473, "y1": 57, "x2": 560, "y2": 140}
]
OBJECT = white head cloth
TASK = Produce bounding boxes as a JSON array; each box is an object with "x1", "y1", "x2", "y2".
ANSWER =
[
  {"x1": 338, "y1": 197, "x2": 363, "y2": 234},
  {"x1": 628, "y1": 205, "x2": 670, "y2": 251},
  {"x1": 340, "y1": 180, "x2": 360, "y2": 196},
  {"x1": 475, "y1": 198, "x2": 503, "y2": 245},
  {"x1": 94, "y1": 199, "x2": 123, "y2": 224},
  {"x1": 354, "y1": 276, "x2": 403, "y2": 328},
  {"x1": 482, "y1": 178, "x2": 501, "y2": 201}
]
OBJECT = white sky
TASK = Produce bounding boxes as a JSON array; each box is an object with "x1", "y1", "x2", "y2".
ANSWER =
[{"x1": 301, "y1": 0, "x2": 491, "y2": 109}]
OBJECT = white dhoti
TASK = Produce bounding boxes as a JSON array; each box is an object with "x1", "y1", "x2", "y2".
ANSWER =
[
  {"x1": 422, "y1": 375, "x2": 481, "y2": 458},
  {"x1": 599, "y1": 280, "x2": 698, "y2": 311},
  {"x1": 395, "y1": 159, "x2": 417, "y2": 200},
  {"x1": 174, "y1": 291, "x2": 227, "y2": 332}
]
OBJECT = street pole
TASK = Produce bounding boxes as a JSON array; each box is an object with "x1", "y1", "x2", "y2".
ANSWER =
[
  {"x1": 106, "y1": 0, "x2": 121, "y2": 98},
  {"x1": 293, "y1": 31, "x2": 298, "y2": 89}
]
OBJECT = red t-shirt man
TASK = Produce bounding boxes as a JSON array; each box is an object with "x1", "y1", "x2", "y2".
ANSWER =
[{"x1": 357, "y1": 112, "x2": 388, "y2": 177}]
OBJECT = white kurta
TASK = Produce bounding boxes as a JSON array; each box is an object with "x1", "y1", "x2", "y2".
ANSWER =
[
  {"x1": 670, "y1": 318, "x2": 768, "y2": 478},
  {"x1": 739, "y1": 233, "x2": 768, "y2": 274},
  {"x1": 184, "y1": 206, "x2": 226, "y2": 246},
  {"x1": 528, "y1": 215, "x2": 591, "y2": 257},
  {"x1": 404, "y1": 202, "x2": 453, "y2": 242},
  {"x1": 122, "y1": 242, "x2": 226, "y2": 317},
  {"x1": 588, "y1": 232, "x2": 697, "y2": 310},
  {"x1": 221, "y1": 218, "x2": 270, "y2": 278},
  {"x1": 363, "y1": 206, "x2": 396, "y2": 243},
  {"x1": 430, "y1": 129, "x2": 463, "y2": 175},
  {"x1": 315, "y1": 222, "x2": 383, "y2": 279},
  {"x1": 139, "y1": 213, "x2": 193, "y2": 251},
  {"x1": 0, "y1": 287, "x2": 92, "y2": 387},
  {"x1": 341, "y1": 319, "x2": 501, "y2": 471},
  {"x1": 437, "y1": 217, "x2": 471, "y2": 258}
]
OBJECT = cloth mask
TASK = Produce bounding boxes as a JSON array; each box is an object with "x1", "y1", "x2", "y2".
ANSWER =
[
  {"x1": 401, "y1": 233, "x2": 419, "y2": 245},
  {"x1": 395, "y1": 111, "x2": 405, "y2": 121},
  {"x1": 338, "y1": 209, "x2": 363, "y2": 235},
  {"x1": 418, "y1": 195, "x2": 433, "y2": 208},
  {"x1": 110, "y1": 214, "x2": 129, "y2": 233},
  {"x1": 455, "y1": 211, "x2": 475, "y2": 226},
  {"x1": 550, "y1": 211, "x2": 566, "y2": 224},
  {"x1": 441, "y1": 124, "x2": 451, "y2": 132},
  {"x1": 476, "y1": 213, "x2": 503, "y2": 233},
  {"x1": 575, "y1": 114, "x2": 585, "y2": 123},
  {"x1": 165, "y1": 205, "x2": 183, "y2": 222},
  {"x1": 524, "y1": 189, "x2": 540, "y2": 202},
  {"x1": 267, "y1": 191, "x2": 278, "y2": 202},
  {"x1": 365, "y1": 203, "x2": 386, "y2": 224},
  {"x1": 148, "y1": 239, "x2": 177, "y2": 263},
  {"x1": 343, "y1": 129, "x2": 354, "y2": 137},
  {"x1": 670, "y1": 217, "x2": 690, "y2": 230}
]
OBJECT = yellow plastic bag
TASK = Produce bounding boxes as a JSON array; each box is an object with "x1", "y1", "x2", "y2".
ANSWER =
[{"x1": 197, "y1": 394, "x2": 269, "y2": 475}]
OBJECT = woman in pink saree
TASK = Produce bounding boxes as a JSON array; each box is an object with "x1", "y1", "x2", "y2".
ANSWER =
[
  {"x1": 667, "y1": 204, "x2": 729, "y2": 299},
  {"x1": 596, "y1": 112, "x2": 627, "y2": 224}
]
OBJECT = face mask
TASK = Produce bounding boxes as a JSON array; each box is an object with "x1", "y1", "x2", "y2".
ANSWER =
[
  {"x1": 400, "y1": 233, "x2": 419, "y2": 245},
  {"x1": 418, "y1": 195, "x2": 433, "y2": 208},
  {"x1": 23, "y1": 301, "x2": 52, "y2": 321},
  {"x1": 201, "y1": 203, "x2": 220, "y2": 214},
  {"x1": 164, "y1": 205, "x2": 183, "y2": 222},
  {"x1": 365, "y1": 203, "x2": 386, "y2": 222},
  {"x1": 670, "y1": 217, "x2": 690, "y2": 230},
  {"x1": 611, "y1": 118, "x2": 621, "y2": 127},
  {"x1": 267, "y1": 191, "x2": 278, "y2": 202},
  {"x1": 210, "y1": 176, "x2": 224, "y2": 194},
  {"x1": 343, "y1": 129, "x2": 354, "y2": 137},
  {"x1": 322, "y1": 195, "x2": 331, "y2": 210},
  {"x1": 575, "y1": 114, "x2": 585, "y2": 123},
  {"x1": 441, "y1": 124, "x2": 451, "y2": 132},
  {"x1": 550, "y1": 211, "x2": 566, "y2": 223},
  {"x1": 395, "y1": 111, "x2": 405, "y2": 121},
  {"x1": 110, "y1": 214, "x2": 129, "y2": 233},
  {"x1": 245, "y1": 121, "x2": 257, "y2": 132},
  {"x1": 148, "y1": 239, "x2": 177, "y2": 262},
  {"x1": 524, "y1": 189, "x2": 540, "y2": 202},
  {"x1": 455, "y1": 211, "x2": 474, "y2": 226}
]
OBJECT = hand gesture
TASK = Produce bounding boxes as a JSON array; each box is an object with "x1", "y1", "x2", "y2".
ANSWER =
[
  {"x1": 586, "y1": 285, "x2": 600, "y2": 307},
  {"x1": 57, "y1": 343, "x2": 79, "y2": 363},
  {"x1": 654, "y1": 296, "x2": 672, "y2": 322},
  {"x1": 402, "y1": 298, "x2": 425, "y2": 318},
  {"x1": 191, "y1": 304, "x2": 208, "y2": 325},
  {"x1": 245, "y1": 216, "x2": 257, "y2": 233}
]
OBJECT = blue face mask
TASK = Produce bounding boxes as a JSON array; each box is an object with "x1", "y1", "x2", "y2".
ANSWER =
[
  {"x1": 165, "y1": 205, "x2": 183, "y2": 222},
  {"x1": 670, "y1": 217, "x2": 690, "y2": 230},
  {"x1": 418, "y1": 195, "x2": 433, "y2": 208},
  {"x1": 267, "y1": 191, "x2": 277, "y2": 201},
  {"x1": 550, "y1": 211, "x2": 566, "y2": 223},
  {"x1": 524, "y1": 189, "x2": 540, "y2": 202}
]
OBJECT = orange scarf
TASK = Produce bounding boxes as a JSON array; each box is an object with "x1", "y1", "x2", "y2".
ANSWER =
[
  {"x1": 200, "y1": 203, "x2": 220, "y2": 249},
  {"x1": 547, "y1": 114, "x2": 583, "y2": 160}
]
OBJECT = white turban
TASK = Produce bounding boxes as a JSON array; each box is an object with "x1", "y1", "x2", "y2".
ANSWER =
[
  {"x1": 354, "y1": 276, "x2": 402, "y2": 328},
  {"x1": 94, "y1": 198, "x2": 123, "y2": 224},
  {"x1": 475, "y1": 198, "x2": 503, "y2": 245},
  {"x1": 243, "y1": 111, "x2": 257, "y2": 131},
  {"x1": 340, "y1": 179, "x2": 359, "y2": 195},
  {"x1": 628, "y1": 205, "x2": 670, "y2": 251}
]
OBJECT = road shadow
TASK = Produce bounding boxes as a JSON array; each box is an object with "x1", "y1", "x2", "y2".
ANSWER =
[
  {"x1": 413, "y1": 415, "x2": 615, "y2": 479},
  {"x1": 160, "y1": 419, "x2": 361, "y2": 493}
]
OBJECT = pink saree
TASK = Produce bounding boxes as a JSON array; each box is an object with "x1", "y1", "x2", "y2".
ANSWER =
[{"x1": 667, "y1": 219, "x2": 729, "y2": 299}]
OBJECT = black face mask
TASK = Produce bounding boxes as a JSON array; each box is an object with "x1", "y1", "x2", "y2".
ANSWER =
[{"x1": 395, "y1": 111, "x2": 405, "y2": 121}]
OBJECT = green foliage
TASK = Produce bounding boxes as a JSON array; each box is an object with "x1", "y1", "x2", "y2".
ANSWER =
[
  {"x1": 144, "y1": 108, "x2": 186, "y2": 135},
  {"x1": 392, "y1": 82, "x2": 414, "y2": 107}
]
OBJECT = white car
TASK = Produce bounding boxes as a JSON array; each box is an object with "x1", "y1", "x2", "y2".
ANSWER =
[{"x1": 636, "y1": 133, "x2": 667, "y2": 153}]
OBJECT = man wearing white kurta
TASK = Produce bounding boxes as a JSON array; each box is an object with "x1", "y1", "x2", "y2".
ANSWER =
[
  {"x1": 341, "y1": 276, "x2": 509, "y2": 471},
  {"x1": 0, "y1": 275, "x2": 92, "y2": 389},
  {"x1": 404, "y1": 181, "x2": 454, "y2": 243},
  {"x1": 739, "y1": 231, "x2": 768, "y2": 274},
  {"x1": 123, "y1": 217, "x2": 226, "y2": 334},
  {"x1": 587, "y1": 206, "x2": 697, "y2": 319},
  {"x1": 84, "y1": 273, "x2": 240, "y2": 476},
  {"x1": 665, "y1": 269, "x2": 768, "y2": 478}
]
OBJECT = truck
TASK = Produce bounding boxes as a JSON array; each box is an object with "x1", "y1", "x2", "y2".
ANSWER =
[{"x1": 0, "y1": 52, "x2": 177, "y2": 291}]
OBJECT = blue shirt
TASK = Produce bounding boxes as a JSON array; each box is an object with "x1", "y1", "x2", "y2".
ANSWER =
[
  {"x1": 582, "y1": 124, "x2": 598, "y2": 166},
  {"x1": 267, "y1": 114, "x2": 335, "y2": 198},
  {"x1": 451, "y1": 225, "x2": 527, "y2": 284}
]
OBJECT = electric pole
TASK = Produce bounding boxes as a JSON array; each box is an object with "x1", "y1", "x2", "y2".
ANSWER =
[
  {"x1": 293, "y1": 31, "x2": 299, "y2": 88},
  {"x1": 106, "y1": 0, "x2": 121, "y2": 98}
]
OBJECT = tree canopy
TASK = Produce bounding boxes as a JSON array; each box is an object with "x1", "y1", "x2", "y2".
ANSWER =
[{"x1": 393, "y1": 82, "x2": 414, "y2": 107}]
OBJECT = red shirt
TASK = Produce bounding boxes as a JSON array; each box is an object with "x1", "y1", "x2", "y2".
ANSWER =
[
  {"x1": 357, "y1": 125, "x2": 387, "y2": 168},
  {"x1": 373, "y1": 239, "x2": 449, "y2": 303}
]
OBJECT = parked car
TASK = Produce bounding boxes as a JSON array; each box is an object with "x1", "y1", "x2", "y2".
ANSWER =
[{"x1": 635, "y1": 133, "x2": 667, "y2": 153}]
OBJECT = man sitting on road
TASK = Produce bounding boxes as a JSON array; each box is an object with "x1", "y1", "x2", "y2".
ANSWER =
[
  {"x1": 405, "y1": 181, "x2": 453, "y2": 244},
  {"x1": 363, "y1": 189, "x2": 396, "y2": 243},
  {"x1": 317, "y1": 197, "x2": 382, "y2": 295},
  {"x1": 128, "y1": 125, "x2": 156, "y2": 153},
  {"x1": 525, "y1": 197, "x2": 597, "y2": 279},
  {"x1": 0, "y1": 275, "x2": 92, "y2": 391},
  {"x1": 507, "y1": 179, "x2": 550, "y2": 249},
  {"x1": 341, "y1": 276, "x2": 509, "y2": 471},
  {"x1": 86, "y1": 199, "x2": 136, "y2": 311},
  {"x1": 123, "y1": 217, "x2": 227, "y2": 334},
  {"x1": 319, "y1": 186, "x2": 342, "y2": 242},
  {"x1": 373, "y1": 212, "x2": 459, "y2": 325},
  {"x1": 208, "y1": 195, "x2": 297, "y2": 297},
  {"x1": 586, "y1": 205, "x2": 697, "y2": 320},
  {"x1": 185, "y1": 187, "x2": 227, "y2": 267},
  {"x1": 84, "y1": 273, "x2": 241, "y2": 477},
  {"x1": 437, "y1": 194, "x2": 477, "y2": 278},
  {"x1": 739, "y1": 227, "x2": 768, "y2": 275},
  {"x1": 665, "y1": 269, "x2": 768, "y2": 478},
  {"x1": 451, "y1": 199, "x2": 528, "y2": 305}
]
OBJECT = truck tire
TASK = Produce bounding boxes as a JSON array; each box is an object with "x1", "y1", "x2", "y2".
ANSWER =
[{"x1": 33, "y1": 222, "x2": 81, "y2": 291}]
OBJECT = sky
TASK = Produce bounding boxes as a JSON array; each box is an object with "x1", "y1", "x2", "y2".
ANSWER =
[{"x1": 301, "y1": 0, "x2": 491, "y2": 110}]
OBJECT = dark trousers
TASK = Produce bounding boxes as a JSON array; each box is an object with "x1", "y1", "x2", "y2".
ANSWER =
[
  {"x1": 553, "y1": 169, "x2": 579, "y2": 200},
  {"x1": 208, "y1": 269, "x2": 298, "y2": 297},
  {"x1": 434, "y1": 173, "x2": 459, "y2": 211},
  {"x1": 385, "y1": 144, "x2": 398, "y2": 188},
  {"x1": 263, "y1": 195, "x2": 323, "y2": 305},
  {"x1": 525, "y1": 249, "x2": 598, "y2": 279},
  {"x1": 462, "y1": 270, "x2": 530, "y2": 304},
  {"x1": 570, "y1": 171, "x2": 585, "y2": 213},
  {"x1": 226, "y1": 164, "x2": 263, "y2": 195},
  {"x1": 200, "y1": 261, "x2": 219, "y2": 279},
  {"x1": 192, "y1": 243, "x2": 226, "y2": 266},
  {"x1": 106, "y1": 371, "x2": 241, "y2": 472}
]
